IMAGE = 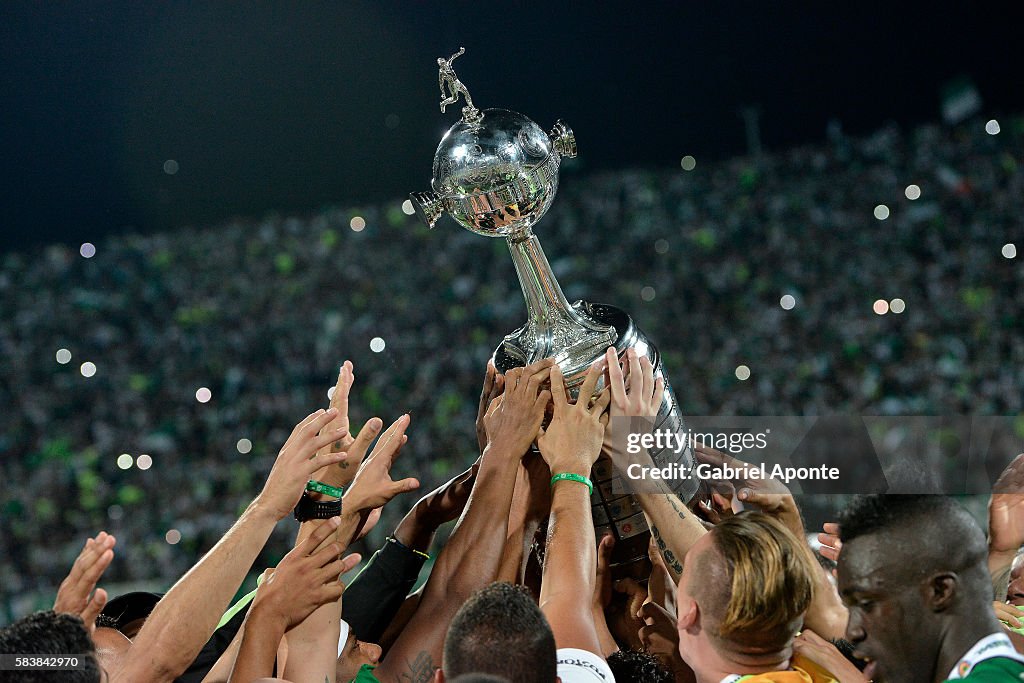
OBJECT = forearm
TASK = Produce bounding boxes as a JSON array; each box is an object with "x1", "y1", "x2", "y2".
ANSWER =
[
  {"x1": 282, "y1": 600, "x2": 341, "y2": 683},
  {"x1": 229, "y1": 607, "x2": 286, "y2": 683},
  {"x1": 117, "y1": 500, "x2": 280, "y2": 682},
  {"x1": 638, "y1": 483, "x2": 706, "y2": 582},
  {"x1": 802, "y1": 563, "x2": 849, "y2": 641},
  {"x1": 341, "y1": 540, "x2": 427, "y2": 645},
  {"x1": 540, "y1": 478, "x2": 601, "y2": 651},
  {"x1": 374, "y1": 446, "x2": 519, "y2": 681}
]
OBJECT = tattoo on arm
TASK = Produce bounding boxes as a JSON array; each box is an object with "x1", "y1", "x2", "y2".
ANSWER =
[
  {"x1": 396, "y1": 651, "x2": 436, "y2": 683},
  {"x1": 651, "y1": 524, "x2": 684, "y2": 575}
]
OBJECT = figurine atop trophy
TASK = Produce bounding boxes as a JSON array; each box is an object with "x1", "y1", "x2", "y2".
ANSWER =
[{"x1": 410, "y1": 49, "x2": 701, "y2": 574}]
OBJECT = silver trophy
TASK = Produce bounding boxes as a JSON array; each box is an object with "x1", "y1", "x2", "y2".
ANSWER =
[{"x1": 411, "y1": 49, "x2": 700, "y2": 573}]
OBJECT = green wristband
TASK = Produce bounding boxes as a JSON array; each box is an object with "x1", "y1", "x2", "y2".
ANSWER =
[
  {"x1": 550, "y1": 472, "x2": 593, "y2": 496},
  {"x1": 306, "y1": 479, "x2": 344, "y2": 499}
]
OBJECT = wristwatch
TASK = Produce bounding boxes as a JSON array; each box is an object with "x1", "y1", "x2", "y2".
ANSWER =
[{"x1": 293, "y1": 491, "x2": 342, "y2": 521}]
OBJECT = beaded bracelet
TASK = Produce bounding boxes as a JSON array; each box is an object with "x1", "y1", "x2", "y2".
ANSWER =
[{"x1": 550, "y1": 472, "x2": 594, "y2": 496}]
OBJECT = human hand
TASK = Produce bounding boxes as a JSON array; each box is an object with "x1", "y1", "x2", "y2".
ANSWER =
[
  {"x1": 537, "y1": 361, "x2": 608, "y2": 476},
  {"x1": 989, "y1": 454, "x2": 1024, "y2": 556},
  {"x1": 53, "y1": 532, "x2": 115, "y2": 634},
  {"x1": 604, "y1": 578, "x2": 646, "y2": 651},
  {"x1": 793, "y1": 630, "x2": 870, "y2": 682},
  {"x1": 817, "y1": 522, "x2": 842, "y2": 565},
  {"x1": 476, "y1": 360, "x2": 505, "y2": 452},
  {"x1": 994, "y1": 601, "x2": 1024, "y2": 629},
  {"x1": 602, "y1": 347, "x2": 664, "y2": 463},
  {"x1": 251, "y1": 517, "x2": 361, "y2": 630},
  {"x1": 593, "y1": 534, "x2": 615, "y2": 611},
  {"x1": 312, "y1": 361, "x2": 359, "y2": 484},
  {"x1": 257, "y1": 409, "x2": 349, "y2": 520},
  {"x1": 343, "y1": 414, "x2": 420, "y2": 514},
  {"x1": 696, "y1": 489, "x2": 736, "y2": 526},
  {"x1": 638, "y1": 602, "x2": 684, "y2": 673},
  {"x1": 396, "y1": 463, "x2": 478, "y2": 551},
  {"x1": 482, "y1": 358, "x2": 553, "y2": 458},
  {"x1": 694, "y1": 443, "x2": 804, "y2": 538}
]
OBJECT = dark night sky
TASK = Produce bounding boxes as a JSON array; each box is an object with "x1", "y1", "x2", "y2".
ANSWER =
[{"x1": 2, "y1": 1, "x2": 1021, "y2": 250}]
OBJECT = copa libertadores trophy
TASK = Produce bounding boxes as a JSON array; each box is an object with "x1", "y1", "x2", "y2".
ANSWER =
[{"x1": 411, "y1": 48, "x2": 700, "y2": 573}]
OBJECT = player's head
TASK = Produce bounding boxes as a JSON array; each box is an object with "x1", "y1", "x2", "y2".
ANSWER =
[
  {"x1": 676, "y1": 512, "x2": 815, "y2": 674},
  {"x1": 438, "y1": 582, "x2": 556, "y2": 683},
  {"x1": 837, "y1": 495, "x2": 991, "y2": 683},
  {"x1": 0, "y1": 611, "x2": 104, "y2": 682}
]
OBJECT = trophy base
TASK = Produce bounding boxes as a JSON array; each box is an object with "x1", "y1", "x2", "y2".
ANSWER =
[{"x1": 493, "y1": 300, "x2": 702, "y2": 577}]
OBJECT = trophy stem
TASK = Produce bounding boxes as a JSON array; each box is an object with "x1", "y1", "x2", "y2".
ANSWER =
[{"x1": 504, "y1": 229, "x2": 616, "y2": 367}]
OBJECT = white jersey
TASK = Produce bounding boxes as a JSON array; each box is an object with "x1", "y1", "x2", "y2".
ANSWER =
[{"x1": 556, "y1": 647, "x2": 616, "y2": 683}]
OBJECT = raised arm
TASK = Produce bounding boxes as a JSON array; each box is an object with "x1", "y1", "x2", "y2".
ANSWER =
[
  {"x1": 53, "y1": 531, "x2": 116, "y2": 634},
  {"x1": 375, "y1": 358, "x2": 553, "y2": 681},
  {"x1": 601, "y1": 347, "x2": 706, "y2": 582},
  {"x1": 229, "y1": 519, "x2": 360, "y2": 683},
  {"x1": 537, "y1": 361, "x2": 609, "y2": 653},
  {"x1": 111, "y1": 408, "x2": 348, "y2": 683}
]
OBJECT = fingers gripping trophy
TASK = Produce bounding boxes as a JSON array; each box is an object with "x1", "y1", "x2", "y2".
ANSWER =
[{"x1": 410, "y1": 49, "x2": 701, "y2": 574}]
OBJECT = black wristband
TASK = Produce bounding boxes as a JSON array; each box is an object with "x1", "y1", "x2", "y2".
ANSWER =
[{"x1": 293, "y1": 491, "x2": 342, "y2": 522}]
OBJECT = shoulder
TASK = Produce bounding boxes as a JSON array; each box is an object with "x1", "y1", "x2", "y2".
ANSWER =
[
  {"x1": 954, "y1": 656, "x2": 1024, "y2": 681},
  {"x1": 556, "y1": 648, "x2": 616, "y2": 683}
]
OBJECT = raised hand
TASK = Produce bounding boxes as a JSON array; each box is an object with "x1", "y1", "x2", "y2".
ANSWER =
[
  {"x1": 817, "y1": 521, "x2": 842, "y2": 565},
  {"x1": 250, "y1": 517, "x2": 361, "y2": 630},
  {"x1": 537, "y1": 361, "x2": 608, "y2": 476},
  {"x1": 53, "y1": 531, "x2": 115, "y2": 633},
  {"x1": 638, "y1": 601, "x2": 687, "y2": 676},
  {"x1": 258, "y1": 408, "x2": 349, "y2": 520},
  {"x1": 792, "y1": 630, "x2": 870, "y2": 682},
  {"x1": 395, "y1": 464, "x2": 478, "y2": 551},
  {"x1": 343, "y1": 414, "x2": 420, "y2": 514},
  {"x1": 482, "y1": 358, "x2": 554, "y2": 458},
  {"x1": 693, "y1": 443, "x2": 804, "y2": 538},
  {"x1": 602, "y1": 346, "x2": 664, "y2": 463},
  {"x1": 476, "y1": 360, "x2": 505, "y2": 452},
  {"x1": 313, "y1": 361, "x2": 359, "y2": 482}
]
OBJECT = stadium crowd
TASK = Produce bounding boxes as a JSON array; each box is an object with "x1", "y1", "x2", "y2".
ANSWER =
[{"x1": 1, "y1": 111, "x2": 1023, "y2": 681}]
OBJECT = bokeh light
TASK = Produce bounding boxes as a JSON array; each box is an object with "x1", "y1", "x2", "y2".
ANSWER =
[
  {"x1": 640, "y1": 286, "x2": 656, "y2": 302},
  {"x1": 905, "y1": 184, "x2": 921, "y2": 200},
  {"x1": 873, "y1": 204, "x2": 890, "y2": 220},
  {"x1": 116, "y1": 453, "x2": 133, "y2": 470},
  {"x1": 985, "y1": 119, "x2": 1001, "y2": 135},
  {"x1": 1003, "y1": 243, "x2": 1017, "y2": 259},
  {"x1": 780, "y1": 294, "x2": 796, "y2": 310},
  {"x1": 401, "y1": 199, "x2": 415, "y2": 215},
  {"x1": 873, "y1": 299, "x2": 889, "y2": 315},
  {"x1": 735, "y1": 365, "x2": 751, "y2": 381},
  {"x1": 136, "y1": 454, "x2": 153, "y2": 470},
  {"x1": 890, "y1": 298, "x2": 906, "y2": 314},
  {"x1": 80, "y1": 243, "x2": 96, "y2": 258},
  {"x1": 370, "y1": 336, "x2": 386, "y2": 353},
  {"x1": 107, "y1": 505, "x2": 124, "y2": 521},
  {"x1": 80, "y1": 361, "x2": 97, "y2": 378},
  {"x1": 350, "y1": 216, "x2": 366, "y2": 232},
  {"x1": 195, "y1": 387, "x2": 212, "y2": 403},
  {"x1": 680, "y1": 155, "x2": 696, "y2": 171},
  {"x1": 327, "y1": 386, "x2": 336, "y2": 400},
  {"x1": 165, "y1": 529, "x2": 181, "y2": 544},
  {"x1": 55, "y1": 348, "x2": 72, "y2": 364},
  {"x1": 236, "y1": 438, "x2": 252, "y2": 454},
  {"x1": 163, "y1": 159, "x2": 179, "y2": 175},
  {"x1": 654, "y1": 239, "x2": 669, "y2": 254}
]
